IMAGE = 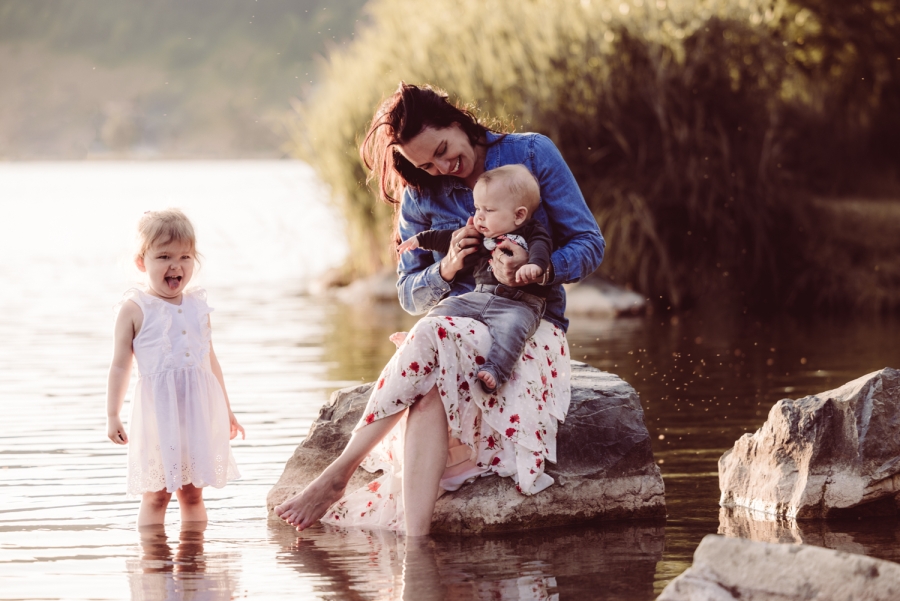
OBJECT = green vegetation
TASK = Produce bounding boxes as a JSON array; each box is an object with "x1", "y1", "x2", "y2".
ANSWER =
[{"x1": 288, "y1": 0, "x2": 900, "y2": 311}]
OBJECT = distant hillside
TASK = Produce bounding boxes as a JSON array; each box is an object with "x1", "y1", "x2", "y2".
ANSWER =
[{"x1": 0, "y1": 0, "x2": 367, "y2": 159}]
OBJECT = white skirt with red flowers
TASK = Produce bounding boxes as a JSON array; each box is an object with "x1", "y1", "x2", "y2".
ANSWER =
[{"x1": 321, "y1": 314, "x2": 571, "y2": 532}]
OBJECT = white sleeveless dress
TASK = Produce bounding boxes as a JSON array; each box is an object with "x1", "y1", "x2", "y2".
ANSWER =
[{"x1": 123, "y1": 288, "x2": 240, "y2": 497}]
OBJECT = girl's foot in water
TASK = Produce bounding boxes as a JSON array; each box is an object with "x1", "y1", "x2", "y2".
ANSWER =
[{"x1": 273, "y1": 470, "x2": 347, "y2": 531}]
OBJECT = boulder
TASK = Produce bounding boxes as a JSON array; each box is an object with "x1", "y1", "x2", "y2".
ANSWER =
[
  {"x1": 267, "y1": 362, "x2": 665, "y2": 534},
  {"x1": 657, "y1": 534, "x2": 900, "y2": 601},
  {"x1": 719, "y1": 368, "x2": 900, "y2": 519}
]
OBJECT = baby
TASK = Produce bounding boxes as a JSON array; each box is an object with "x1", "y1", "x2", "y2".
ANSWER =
[{"x1": 399, "y1": 164, "x2": 552, "y2": 392}]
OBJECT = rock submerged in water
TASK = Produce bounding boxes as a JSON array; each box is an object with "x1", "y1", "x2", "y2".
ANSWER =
[
  {"x1": 657, "y1": 534, "x2": 900, "y2": 601},
  {"x1": 321, "y1": 270, "x2": 647, "y2": 317},
  {"x1": 719, "y1": 367, "x2": 900, "y2": 519},
  {"x1": 267, "y1": 362, "x2": 665, "y2": 534}
]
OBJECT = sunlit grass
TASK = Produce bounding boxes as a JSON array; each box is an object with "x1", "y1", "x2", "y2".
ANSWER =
[{"x1": 286, "y1": 0, "x2": 900, "y2": 312}]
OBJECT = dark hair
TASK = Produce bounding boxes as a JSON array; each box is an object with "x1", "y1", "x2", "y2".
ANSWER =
[{"x1": 360, "y1": 83, "x2": 499, "y2": 205}]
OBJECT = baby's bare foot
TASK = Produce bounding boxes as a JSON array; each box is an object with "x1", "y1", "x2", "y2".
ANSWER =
[
  {"x1": 477, "y1": 370, "x2": 497, "y2": 393},
  {"x1": 273, "y1": 471, "x2": 346, "y2": 531},
  {"x1": 389, "y1": 331, "x2": 408, "y2": 348}
]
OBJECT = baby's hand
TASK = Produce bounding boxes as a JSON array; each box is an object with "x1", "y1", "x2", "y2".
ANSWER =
[
  {"x1": 107, "y1": 416, "x2": 128, "y2": 445},
  {"x1": 515, "y1": 263, "x2": 543, "y2": 284},
  {"x1": 229, "y1": 411, "x2": 246, "y2": 440},
  {"x1": 397, "y1": 237, "x2": 420, "y2": 254}
]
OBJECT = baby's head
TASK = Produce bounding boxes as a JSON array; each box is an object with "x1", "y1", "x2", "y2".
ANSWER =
[
  {"x1": 134, "y1": 209, "x2": 198, "y2": 300},
  {"x1": 472, "y1": 164, "x2": 540, "y2": 238}
]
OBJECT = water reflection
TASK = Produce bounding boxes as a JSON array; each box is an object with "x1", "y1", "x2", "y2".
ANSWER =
[
  {"x1": 128, "y1": 523, "x2": 239, "y2": 600},
  {"x1": 271, "y1": 521, "x2": 665, "y2": 600},
  {"x1": 3, "y1": 163, "x2": 900, "y2": 600},
  {"x1": 718, "y1": 506, "x2": 900, "y2": 564}
]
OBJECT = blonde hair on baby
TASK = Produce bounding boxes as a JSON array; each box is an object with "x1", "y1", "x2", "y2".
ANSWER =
[
  {"x1": 135, "y1": 208, "x2": 199, "y2": 261},
  {"x1": 476, "y1": 164, "x2": 541, "y2": 215}
]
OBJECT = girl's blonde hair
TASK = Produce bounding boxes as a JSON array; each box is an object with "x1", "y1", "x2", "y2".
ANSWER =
[{"x1": 135, "y1": 209, "x2": 199, "y2": 260}]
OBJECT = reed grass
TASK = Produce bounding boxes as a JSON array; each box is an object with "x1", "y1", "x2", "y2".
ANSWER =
[{"x1": 286, "y1": 0, "x2": 900, "y2": 311}]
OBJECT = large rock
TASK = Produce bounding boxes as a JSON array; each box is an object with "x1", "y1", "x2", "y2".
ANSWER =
[
  {"x1": 719, "y1": 368, "x2": 900, "y2": 519},
  {"x1": 267, "y1": 362, "x2": 665, "y2": 534},
  {"x1": 657, "y1": 534, "x2": 900, "y2": 601}
]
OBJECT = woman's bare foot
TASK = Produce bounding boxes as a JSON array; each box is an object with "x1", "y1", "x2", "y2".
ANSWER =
[
  {"x1": 274, "y1": 470, "x2": 347, "y2": 531},
  {"x1": 476, "y1": 370, "x2": 497, "y2": 393},
  {"x1": 389, "y1": 331, "x2": 408, "y2": 348}
]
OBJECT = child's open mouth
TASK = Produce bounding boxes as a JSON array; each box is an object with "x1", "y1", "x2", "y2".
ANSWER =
[{"x1": 165, "y1": 276, "x2": 182, "y2": 290}]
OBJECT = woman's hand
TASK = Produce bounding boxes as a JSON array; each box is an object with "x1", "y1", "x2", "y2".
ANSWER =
[
  {"x1": 439, "y1": 217, "x2": 480, "y2": 282},
  {"x1": 490, "y1": 239, "x2": 530, "y2": 286}
]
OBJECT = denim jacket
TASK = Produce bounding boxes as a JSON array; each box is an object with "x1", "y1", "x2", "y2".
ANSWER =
[{"x1": 397, "y1": 131, "x2": 605, "y2": 332}]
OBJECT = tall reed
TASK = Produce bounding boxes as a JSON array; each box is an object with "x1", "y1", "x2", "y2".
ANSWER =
[{"x1": 286, "y1": 0, "x2": 900, "y2": 310}]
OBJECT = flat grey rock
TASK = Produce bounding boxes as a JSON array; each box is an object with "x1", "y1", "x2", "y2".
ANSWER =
[
  {"x1": 267, "y1": 362, "x2": 665, "y2": 534},
  {"x1": 320, "y1": 270, "x2": 647, "y2": 318},
  {"x1": 564, "y1": 278, "x2": 646, "y2": 317},
  {"x1": 658, "y1": 534, "x2": 900, "y2": 601},
  {"x1": 719, "y1": 368, "x2": 900, "y2": 519}
]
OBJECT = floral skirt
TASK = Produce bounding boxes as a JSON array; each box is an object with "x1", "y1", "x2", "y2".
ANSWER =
[{"x1": 322, "y1": 315, "x2": 571, "y2": 532}]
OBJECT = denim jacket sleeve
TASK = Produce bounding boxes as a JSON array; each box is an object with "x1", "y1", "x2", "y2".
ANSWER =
[
  {"x1": 532, "y1": 134, "x2": 606, "y2": 286},
  {"x1": 396, "y1": 187, "x2": 453, "y2": 314}
]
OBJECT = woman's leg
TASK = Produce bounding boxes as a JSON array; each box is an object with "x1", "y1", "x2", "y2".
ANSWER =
[
  {"x1": 175, "y1": 483, "x2": 207, "y2": 523},
  {"x1": 138, "y1": 489, "x2": 172, "y2": 527},
  {"x1": 403, "y1": 386, "x2": 448, "y2": 537},
  {"x1": 275, "y1": 408, "x2": 407, "y2": 530}
]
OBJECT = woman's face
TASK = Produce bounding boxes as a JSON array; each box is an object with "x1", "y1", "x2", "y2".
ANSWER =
[{"x1": 397, "y1": 123, "x2": 478, "y2": 181}]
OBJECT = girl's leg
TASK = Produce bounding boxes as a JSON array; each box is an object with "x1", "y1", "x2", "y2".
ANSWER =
[
  {"x1": 403, "y1": 386, "x2": 448, "y2": 537},
  {"x1": 175, "y1": 483, "x2": 207, "y2": 523},
  {"x1": 275, "y1": 408, "x2": 407, "y2": 530},
  {"x1": 138, "y1": 490, "x2": 173, "y2": 527}
]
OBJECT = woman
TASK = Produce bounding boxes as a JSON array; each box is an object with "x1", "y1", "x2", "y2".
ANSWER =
[{"x1": 275, "y1": 83, "x2": 604, "y2": 536}]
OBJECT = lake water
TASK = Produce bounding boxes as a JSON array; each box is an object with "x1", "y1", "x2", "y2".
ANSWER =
[{"x1": 1, "y1": 161, "x2": 899, "y2": 600}]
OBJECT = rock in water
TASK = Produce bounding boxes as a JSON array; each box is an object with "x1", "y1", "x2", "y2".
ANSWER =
[
  {"x1": 267, "y1": 362, "x2": 665, "y2": 534},
  {"x1": 658, "y1": 534, "x2": 900, "y2": 601},
  {"x1": 719, "y1": 367, "x2": 900, "y2": 518}
]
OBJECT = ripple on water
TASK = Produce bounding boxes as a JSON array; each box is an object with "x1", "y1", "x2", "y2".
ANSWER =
[{"x1": 3, "y1": 163, "x2": 900, "y2": 599}]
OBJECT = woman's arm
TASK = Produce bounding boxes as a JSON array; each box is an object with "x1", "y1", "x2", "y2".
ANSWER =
[
  {"x1": 208, "y1": 322, "x2": 245, "y2": 440},
  {"x1": 106, "y1": 302, "x2": 138, "y2": 445},
  {"x1": 533, "y1": 134, "x2": 606, "y2": 285},
  {"x1": 396, "y1": 189, "x2": 478, "y2": 314}
]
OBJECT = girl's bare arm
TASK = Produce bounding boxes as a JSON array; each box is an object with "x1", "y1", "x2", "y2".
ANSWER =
[
  {"x1": 208, "y1": 321, "x2": 245, "y2": 440},
  {"x1": 106, "y1": 301, "x2": 139, "y2": 444}
]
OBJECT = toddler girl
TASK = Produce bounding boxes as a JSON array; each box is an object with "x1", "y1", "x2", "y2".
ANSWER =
[{"x1": 106, "y1": 209, "x2": 244, "y2": 527}]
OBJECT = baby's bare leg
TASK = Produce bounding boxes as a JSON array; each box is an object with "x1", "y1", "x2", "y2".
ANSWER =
[
  {"x1": 175, "y1": 483, "x2": 207, "y2": 523},
  {"x1": 138, "y1": 490, "x2": 173, "y2": 527},
  {"x1": 274, "y1": 408, "x2": 406, "y2": 531}
]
